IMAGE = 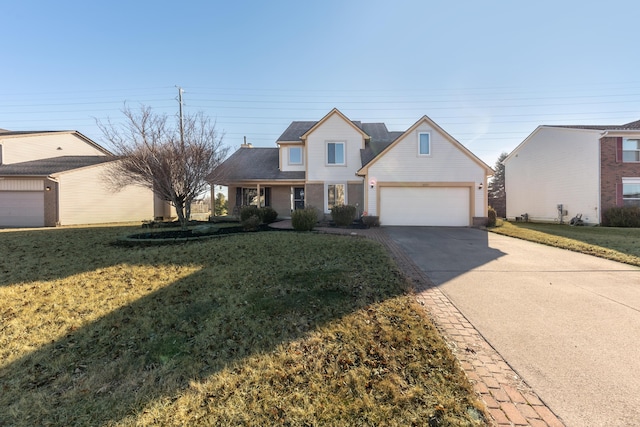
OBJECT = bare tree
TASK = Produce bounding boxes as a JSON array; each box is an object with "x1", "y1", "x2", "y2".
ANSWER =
[{"x1": 98, "y1": 105, "x2": 228, "y2": 230}]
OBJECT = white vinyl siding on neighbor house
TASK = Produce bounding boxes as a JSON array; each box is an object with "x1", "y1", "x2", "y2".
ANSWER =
[
  {"x1": 55, "y1": 163, "x2": 153, "y2": 226},
  {"x1": 0, "y1": 133, "x2": 107, "y2": 164},
  {"x1": 505, "y1": 127, "x2": 601, "y2": 224},
  {"x1": 366, "y1": 124, "x2": 486, "y2": 218}
]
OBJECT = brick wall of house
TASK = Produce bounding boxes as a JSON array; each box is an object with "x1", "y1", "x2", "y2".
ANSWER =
[{"x1": 600, "y1": 136, "x2": 640, "y2": 218}]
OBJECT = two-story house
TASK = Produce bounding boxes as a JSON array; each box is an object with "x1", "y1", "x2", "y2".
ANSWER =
[
  {"x1": 504, "y1": 119, "x2": 640, "y2": 224},
  {"x1": 208, "y1": 108, "x2": 493, "y2": 227},
  {"x1": 0, "y1": 130, "x2": 162, "y2": 227}
]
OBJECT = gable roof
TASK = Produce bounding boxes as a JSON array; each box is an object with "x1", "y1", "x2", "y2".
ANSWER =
[
  {"x1": 505, "y1": 119, "x2": 640, "y2": 164},
  {"x1": 357, "y1": 115, "x2": 493, "y2": 175},
  {"x1": 0, "y1": 156, "x2": 115, "y2": 176},
  {"x1": 299, "y1": 108, "x2": 370, "y2": 141},
  {"x1": 206, "y1": 147, "x2": 305, "y2": 184}
]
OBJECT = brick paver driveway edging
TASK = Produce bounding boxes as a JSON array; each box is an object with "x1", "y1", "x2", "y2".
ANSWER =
[{"x1": 363, "y1": 228, "x2": 565, "y2": 427}]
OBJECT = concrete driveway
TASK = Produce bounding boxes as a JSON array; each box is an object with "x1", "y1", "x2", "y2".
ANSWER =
[{"x1": 384, "y1": 226, "x2": 640, "y2": 427}]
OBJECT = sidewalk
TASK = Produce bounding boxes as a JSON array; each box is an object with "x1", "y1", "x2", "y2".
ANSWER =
[{"x1": 271, "y1": 221, "x2": 565, "y2": 427}]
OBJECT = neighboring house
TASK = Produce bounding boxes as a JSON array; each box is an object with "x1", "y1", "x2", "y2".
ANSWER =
[
  {"x1": 0, "y1": 130, "x2": 161, "y2": 227},
  {"x1": 208, "y1": 108, "x2": 493, "y2": 226},
  {"x1": 503, "y1": 119, "x2": 640, "y2": 225}
]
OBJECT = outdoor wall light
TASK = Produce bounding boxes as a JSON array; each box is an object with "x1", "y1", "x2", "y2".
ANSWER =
[
  {"x1": 478, "y1": 182, "x2": 484, "y2": 190},
  {"x1": 45, "y1": 186, "x2": 51, "y2": 191}
]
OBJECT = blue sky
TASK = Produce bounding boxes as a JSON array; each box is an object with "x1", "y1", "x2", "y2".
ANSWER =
[{"x1": 1, "y1": 0, "x2": 639, "y2": 166}]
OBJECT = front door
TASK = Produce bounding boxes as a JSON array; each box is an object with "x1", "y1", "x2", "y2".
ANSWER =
[{"x1": 293, "y1": 187, "x2": 305, "y2": 210}]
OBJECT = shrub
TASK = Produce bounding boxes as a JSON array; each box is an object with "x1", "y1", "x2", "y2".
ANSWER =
[
  {"x1": 260, "y1": 207, "x2": 278, "y2": 224},
  {"x1": 602, "y1": 206, "x2": 640, "y2": 227},
  {"x1": 361, "y1": 215, "x2": 380, "y2": 227},
  {"x1": 239, "y1": 205, "x2": 261, "y2": 222},
  {"x1": 241, "y1": 215, "x2": 262, "y2": 231},
  {"x1": 291, "y1": 207, "x2": 318, "y2": 231},
  {"x1": 331, "y1": 204, "x2": 357, "y2": 227},
  {"x1": 487, "y1": 206, "x2": 497, "y2": 227}
]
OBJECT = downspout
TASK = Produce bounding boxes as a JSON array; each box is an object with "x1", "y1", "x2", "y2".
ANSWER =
[{"x1": 599, "y1": 131, "x2": 608, "y2": 224}]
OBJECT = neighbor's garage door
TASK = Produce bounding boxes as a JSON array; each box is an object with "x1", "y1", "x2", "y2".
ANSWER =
[
  {"x1": 380, "y1": 187, "x2": 469, "y2": 226},
  {"x1": 0, "y1": 192, "x2": 45, "y2": 227}
]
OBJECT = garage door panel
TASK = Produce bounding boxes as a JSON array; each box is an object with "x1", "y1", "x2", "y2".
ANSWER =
[
  {"x1": 380, "y1": 187, "x2": 469, "y2": 226},
  {"x1": 0, "y1": 192, "x2": 45, "y2": 227}
]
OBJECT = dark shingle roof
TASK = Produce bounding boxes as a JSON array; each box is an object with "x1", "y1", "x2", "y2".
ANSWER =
[
  {"x1": 0, "y1": 130, "x2": 75, "y2": 136},
  {"x1": 207, "y1": 147, "x2": 305, "y2": 184},
  {"x1": 276, "y1": 121, "x2": 317, "y2": 142},
  {"x1": 360, "y1": 123, "x2": 403, "y2": 166},
  {"x1": 0, "y1": 156, "x2": 114, "y2": 176}
]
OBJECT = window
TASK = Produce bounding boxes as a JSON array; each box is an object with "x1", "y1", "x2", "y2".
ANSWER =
[
  {"x1": 418, "y1": 132, "x2": 430, "y2": 155},
  {"x1": 236, "y1": 187, "x2": 271, "y2": 207},
  {"x1": 623, "y1": 139, "x2": 640, "y2": 162},
  {"x1": 289, "y1": 146, "x2": 302, "y2": 165},
  {"x1": 623, "y1": 179, "x2": 640, "y2": 207},
  {"x1": 327, "y1": 142, "x2": 345, "y2": 165},
  {"x1": 327, "y1": 184, "x2": 345, "y2": 210}
]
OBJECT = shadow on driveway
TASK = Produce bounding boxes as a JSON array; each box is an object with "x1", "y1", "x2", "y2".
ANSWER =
[{"x1": 384, "y1": 226, "x2": 506, "y2": 285}]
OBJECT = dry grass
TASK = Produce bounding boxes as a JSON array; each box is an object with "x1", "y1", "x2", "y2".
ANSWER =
[
  {"x1": 490, "y1": 221, "x2": 640, "y2": 266},
  {"x1": 0, "y1": 226, "x2": 485, "y2": 426}
]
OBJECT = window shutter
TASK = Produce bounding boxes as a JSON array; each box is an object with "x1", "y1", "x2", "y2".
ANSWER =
[
  {"x1": 236, "y1": 187, "x2": 242, "y2": 206},
  {"x1": 616, "y1": 137, "x2": 623, "y2": 163},
  {"x1": 616, "y1": 182, "x2": 624, "y2": 207}
]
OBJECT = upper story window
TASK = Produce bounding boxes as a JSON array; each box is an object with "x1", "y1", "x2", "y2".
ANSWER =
[
  {"x1": 623, "y1": 139, "x2": 640, "y2": 162},
  {"x1": 418, "y1": 132, "x2": 431, "y2": 156},
  {"x1": 289, "y1": 146, "x2": 302, "y2": 165},
  {"x1": 327, "y1": 142, "x2": 345, "y2": 165}
]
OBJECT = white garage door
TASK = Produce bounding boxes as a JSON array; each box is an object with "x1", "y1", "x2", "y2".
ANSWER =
[
  {"x1": 0, "y1": 192, "x2": 45, "y2": 227},
  {"x1": 380, "y1": 187, "x2": 469, "y2": 226}
]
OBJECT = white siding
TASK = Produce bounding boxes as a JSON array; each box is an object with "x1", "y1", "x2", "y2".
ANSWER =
[
  {"x1": 366, "y1": 122, "x2": 486, "y2": 217},
  {"x1": 280, "y1": 144, "x2": 305, "y2": 172},
  {"x1": 505, "y1": 127, "x2": 600, "y2": 224},
  {"x1": 0, "y1": 133, "x2": 106, "y2": 164},
  {"x1": 306, "y1": 114, "x2": 365, "y2": 182},
  {"x1": 56, "y1": 163, "x2": 154, "y2": 225}
]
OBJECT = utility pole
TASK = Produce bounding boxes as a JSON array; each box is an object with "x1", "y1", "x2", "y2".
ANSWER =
[{"x1": 176, "y1": 86, "x2": 185, "y2": 147}]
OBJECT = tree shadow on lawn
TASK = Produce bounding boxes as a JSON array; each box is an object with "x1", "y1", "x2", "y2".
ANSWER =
[
  {"x1": 0, "y1": 260, "x2": 404, "y2": 426},
  {"x1": 0, "y1": 227, "x2": 144, "y2": 287}
]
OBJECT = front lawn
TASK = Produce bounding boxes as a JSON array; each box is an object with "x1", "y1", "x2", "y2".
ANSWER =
[
  {"x1": 490, "y1": 222, "x2": 640, "y2": 266},
  {"x1": 0, "y1": 226, "x2": 485, "y2": 426}
]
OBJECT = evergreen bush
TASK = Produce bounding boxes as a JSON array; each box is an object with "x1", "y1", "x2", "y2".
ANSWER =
[
  {"x1": 331, "y1": 205, "x2": 357, "y2": 227},
  {"x1": 602, "y1": 206, "x2": 640, "y2": 227},
  {"x1": 292, "y1": 207, "x2": 318, "y2": 231}
]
